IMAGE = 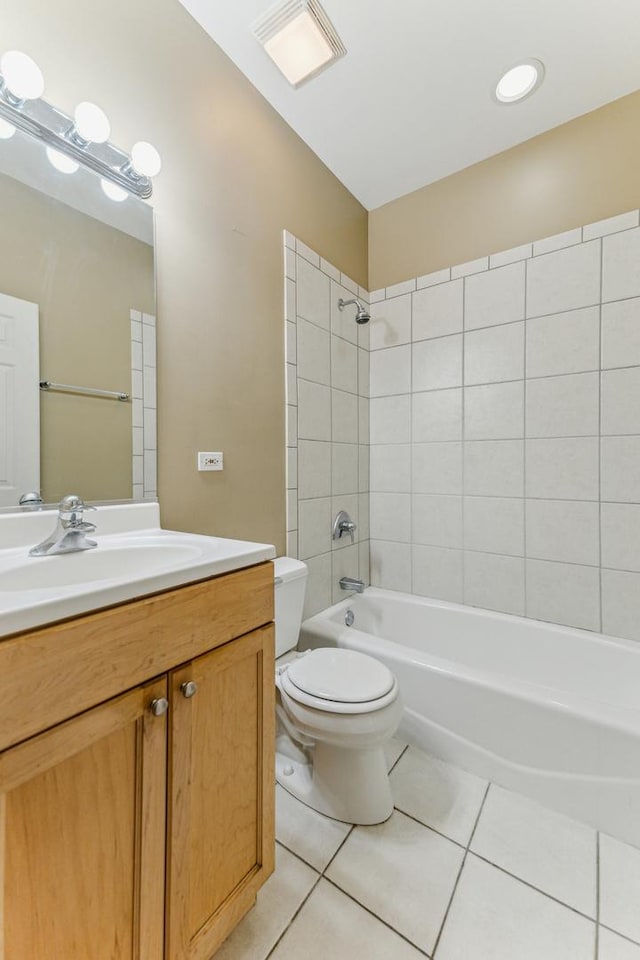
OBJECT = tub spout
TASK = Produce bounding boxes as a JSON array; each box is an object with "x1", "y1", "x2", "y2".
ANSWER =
[{"x1": 339, "y1": 576, "x2": 365, "y2": 594}]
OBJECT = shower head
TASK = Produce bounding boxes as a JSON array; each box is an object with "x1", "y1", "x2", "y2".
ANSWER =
[{"x1": 338, "y1": 297, "x2": 371, "y2": 324}]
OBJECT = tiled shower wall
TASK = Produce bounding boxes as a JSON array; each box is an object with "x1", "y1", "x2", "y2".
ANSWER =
[
  {"x1": 284, "y1": 232, "x2": 370, "y2": 618},
  {"x1": 368, "y1": 209, "x2": 640, "y2": 642}
]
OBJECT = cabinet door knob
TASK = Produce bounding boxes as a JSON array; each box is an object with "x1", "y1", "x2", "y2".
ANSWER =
[
  {"x1": 150, "y1": 697, "x2": 169, "y2": 716},
  {"x1": 181, "y1": 681, "x2": 198, "y2": 699}
]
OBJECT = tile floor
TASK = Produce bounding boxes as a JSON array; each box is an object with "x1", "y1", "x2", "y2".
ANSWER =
[{"x1": 216, "y1": 741, "x2": 640, "y2": 960}]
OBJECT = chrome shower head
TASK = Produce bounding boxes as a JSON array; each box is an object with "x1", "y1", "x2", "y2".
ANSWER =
[{"x1": 338, "y1": 297, "x2": 371, "y2": 324}]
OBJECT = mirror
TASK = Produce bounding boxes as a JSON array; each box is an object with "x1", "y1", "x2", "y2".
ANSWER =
[{"x1": 0, "y1": 125, "x2": 155, "y2": 508}]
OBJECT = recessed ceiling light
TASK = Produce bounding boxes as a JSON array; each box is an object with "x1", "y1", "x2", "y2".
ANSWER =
[
  {"x1": 252, "y1": 0, "x2": 346, "y2": 88},
  {"x1": 494, "y1": 59, "x2": 545, "y2": 104}
]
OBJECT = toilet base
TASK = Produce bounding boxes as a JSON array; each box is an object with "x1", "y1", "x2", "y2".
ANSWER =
[{"x1": 276, "y1": 733, "x2": 394, "y2": 825}]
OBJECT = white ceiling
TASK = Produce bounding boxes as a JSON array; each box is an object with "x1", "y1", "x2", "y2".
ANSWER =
[{"x1": 178, "y1": 0, "x2": 640, "y2": 210}]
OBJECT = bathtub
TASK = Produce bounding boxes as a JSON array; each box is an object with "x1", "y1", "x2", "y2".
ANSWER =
[{"x1": 299, "y1": 587, "x2": 640, "y2": 847}]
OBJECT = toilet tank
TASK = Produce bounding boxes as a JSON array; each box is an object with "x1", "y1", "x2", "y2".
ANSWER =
[{"x1": 273, "y1": 557, "x2": 308, "y2": 658}]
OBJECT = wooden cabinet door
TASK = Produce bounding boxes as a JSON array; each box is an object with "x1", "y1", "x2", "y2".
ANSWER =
[
  {"x1": 0, "y1": 678, "x2": 167, "y2": 960},
  {"x1": 166, "y1": 624, "x2": 275, "y2": 960}
]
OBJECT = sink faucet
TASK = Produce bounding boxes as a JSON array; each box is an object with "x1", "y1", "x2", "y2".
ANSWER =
[{"x1": 29, "y1": 494, "x2": 97, "y2": 557}]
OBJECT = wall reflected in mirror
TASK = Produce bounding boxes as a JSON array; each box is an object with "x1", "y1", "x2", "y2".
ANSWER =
[{"x1": 0, "y1": 125, "x2": 155, "y2": 508}]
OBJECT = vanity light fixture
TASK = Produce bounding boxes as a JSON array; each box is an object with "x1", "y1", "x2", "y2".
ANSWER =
[
  {"x1": 100, "y1": 178, "x2": 128, "y2": 202},
  {"x1": 494, "y1": 59, "x2": 545, "y2": 104},
  {"x1": 0, "y1": 49, "x2": 162, "y2": 199},
  {"x1": 252, "y1": 0, "x2": 346, "y2": 87}
]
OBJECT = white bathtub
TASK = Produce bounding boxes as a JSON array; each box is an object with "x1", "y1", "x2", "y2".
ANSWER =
[{"x1": 300, "y1": 587, "x2": 640, "y2": 847}]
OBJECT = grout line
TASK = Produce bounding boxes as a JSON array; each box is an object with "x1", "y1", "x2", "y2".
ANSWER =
[
  {"x1": 322, "y1": 875, "x2": 433, "y2": 959},
  {"x1": 409, "y1": 290, "x2": 415, "y2": 593},
  {"x1": 595, "y1": 832, "x2": 601, "y2": 960},
  {"x1": 461, "y1": 277, "x2": 466, "y2": 603},
  {"x1": 523, "y1": 256, "x2": 529, "y2": 615},
  {"x1": 322, "y1": 824, "x2": 355, "y2": 875},
  {"x1": 391, "y1": 806, "x2": 467, "y2": 853},
  {"x1": 263, "y1": 872, "x2": 323, "y2": 960},
  {"x1": 598, "y1": 923, "x2": 640, "y2": 950},
  {"x1": 431, "y1": 781, "x2": 491, "y2": 957},
  {"x1": 387, "y1": 742, "x2": 409, "y2": 774},
  {"x1": 598, "y1": 240, "x2": 604, "y2": 635}
]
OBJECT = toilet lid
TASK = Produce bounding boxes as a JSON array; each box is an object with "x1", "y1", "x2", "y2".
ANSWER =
[{"x1": 287, "y1": 648, "x2": 395, "y2": 703}]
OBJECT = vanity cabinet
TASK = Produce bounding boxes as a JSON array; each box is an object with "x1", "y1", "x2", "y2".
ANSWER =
[{"x1": 0, "y1": 561, "x2": 275, "y2": 960}]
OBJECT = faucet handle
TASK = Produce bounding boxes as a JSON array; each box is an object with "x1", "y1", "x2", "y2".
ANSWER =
[
  {"x1": 59, "y1": 494, "x2": 96, "y2": 522},
  {"x1": 333, "y1": 510, "x2": 357, "y2": 543}
]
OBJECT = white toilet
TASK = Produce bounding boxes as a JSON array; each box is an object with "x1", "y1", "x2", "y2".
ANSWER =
[{"x1": 273, "y1": 557, "x2": 403, "y2": 825}]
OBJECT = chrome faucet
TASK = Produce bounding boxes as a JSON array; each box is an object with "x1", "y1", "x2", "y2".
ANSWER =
[
  {"x1": 333, "y1": 510, "x2": 357, "y2": 543},
  {"x1": 29, "y1": 494, "x2": 97, "y2": 557},
  {"x1": 339, "y1": 576, "x2": 365, "y2": 594}
]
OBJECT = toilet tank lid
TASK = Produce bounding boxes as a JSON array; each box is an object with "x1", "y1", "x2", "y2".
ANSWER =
[{"x1": 273, "y1": 556, "x2": 308, "y2": 582}]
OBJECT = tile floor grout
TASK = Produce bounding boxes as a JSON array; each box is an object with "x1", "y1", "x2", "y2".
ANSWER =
[{"x1": 431, "y1": 779, "x2": 491, "y2": 957}]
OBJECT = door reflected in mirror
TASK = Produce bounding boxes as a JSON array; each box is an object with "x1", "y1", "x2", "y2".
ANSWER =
[{"x1": 0, "y1": 125, "x2": 155, "y2": 508}]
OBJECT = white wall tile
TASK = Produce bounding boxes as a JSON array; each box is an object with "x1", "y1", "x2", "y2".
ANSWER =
[
  {"x1": 386, "y1": 278, "x2": 416, "y2": 298},
  {"x1": 331, "y1": 443, "x2": 358, "y2": 496},
  {"x1": 464, "y1": 497, "x2": 524, "y2": 556},
  {"x1": 598, "y1": 928, "x2": 640, "y2": 960},
  {"x1": 357, "y1": 492, "x2": 370, "y2": 540},
  {"x1": 602, "y1": 569, "x2": 640, "y2": 642},
  {"x1": 358, "y1": 347, "x2": 369, "y2": 398},
  {"x1": 413, "y1": 334, "x2": 463, "y2": 391},
  {"x1": 413, "y1": 495, "x2": 463, "y2": 548},
  {"x1": 369, "y1": 288, "x2": 385, "y2": 303},
  {"x1": 464, "y1": 552, "x2": 525, "y2": 616},
  {"x1": 603, "y1": 227, "x2": 640, "y2": 302},
  {"x1": 368, "y1": 293, "x2": 411, "y2": 350},
  {"x1": 602, "y1": 368, "x2": 640, "y2": 435},
  {"x1": 601, "y1": 437, "x2": 640, "y2": 502},
  {"x1": 358, "y1": 320, "x2": 370, "y2": 351},
  {"x1": 298, "y1": 379, "x2": 331, "y2": 440},
  {"x1": 465, "y1": 381, "x2": 524, "y2": 440},
  {"x1": 286, "y1": 448, "x2": 298, "y2": 490},
  {"x1": 601, "y1": 503, "x2": 640, "y2": 572},
  {"x1": 358, "y1": 396, "x2": 369, "y2": 443},
  {"x1": 330, "y1": 280, "x2": 358, "y2": 345},
  {"x1": 464, "y1": 322, "x2": 524, "y2": 385},
  {"x1": 297, "y1": 256, "x2": 330, "y2": 328},
  {"x1": 131, "y1": 369, "x2": 143, "y2": 400},
  {"x1": 527, "y1": 240, "x2": 601, "y2": 318},
  {"x1": 340, "y1": 272, "x2": 358, "y2": 295},
  {"x1": 285, "y1": 320, "x2": 297, "y2": 364},
  {"x1": 286, "y1": 490, "x2": 297, "y2": 531},
  {"x1": 370, "y1": 492, "x2": 411, "y2": 542},
  {"x1": 413, "y1": 545, "x2": 463, "y2": 602},
  {"x1": 526, "y1": 500, "x2": 600, "y2": 566},
  {"x1": 131, "y1": 339, "x2": 142, "y2": 372},
  {"x1": 601, "y1": 299, "x2": 640, "y2": 369},
  {"x1": 417, "y1": 267, "x2": 451, "y2": 289},
  {"x1": 298, "y1": 498, "x2": 332, "y2": 559},
  {"x1": 320, "y1": 256, "x2": 340, "y2": 282},
  {"x1": 526, "y1": 306, "x2": 600, "y2": 379},
  {"x1": 298, "y1": 440, "x2": 331, "y2": 499},
  {"x1": 285, "y1": 277, "x2": 296, "y2": 322},
  {"x1": 296, "y1": 238, "x2": 320, "y2": 266},
  {"x1": 285, "y1": 246, "x2": 296, "y2": 280},
  {"x1": 331, "y1": 494, "x2": 359, "y2": 550},
  {"x1": 451, "y1": 256, "x2": 488, "y2": 279},
  {"x1": 130, "y1": 317, "x2": 142, "y2": 340},
  {"x1": 358, "y1": 539, "x2": 370, "y2": 586},
  {"x1": 464, "y1": 261, "x2": 525, "y2": 331},
  {"x1": 303, "y1": 553, "x2": 332, "y2": 618},
  {"x1": 464, "y1": 441, "x2": 524, "y2": 498},
  {"x1": 532, "y1": 227, "x2": 583, "y2": 256},
  {"x1": 413, "y1": 388, "x2": 463, "y2": 442},
  {"x1": 370, "y1": 540, "x2": 412, "y2": 591},
  {"x1": 526, "y1": 372, "x2": 599, "y2": 438},
  {"x1": 370, "y1": 444, "x2": 411, "y2": 493},
  {"x1": 413, "y1": 442, "x2": 463, "y2": 495},
  {"x1": 331, "y1": 336, "x2": 358, "y2": 395},
  {"x1": 370, "y1": 395, "x2": 411, "y2": 444},
  {"x1": 286, "y1": 362, "x2": 297, "y2": 405},
  {"x1": 412, "y1": 280, "x2": 463, "y2": 341},
  {"x1": 332, "y1": 389, "x2": 358, "y2": 443},
  {"x1": 526, "y1": 438, "x2": 599, "y2": 500},
  {"x1": 489, "y1": 242, "x2": 533, "y2": 268},
  {"x1": 370, "y1": 345, "x2": 411, "y2": 397},
  {"x1": 583, "y1": 209, "x2": 639, "y2": 241},
  {"x1": 132, "y1": 426, "x2": 143, "y2": 456},
  {"x1": 297, "y1": 319, "x2": 330, "y2": 385},
  {"x1": 526, "y1": 559, "x2": 600, "y2": 631},
  {"x1": 359, "y1": 444, "x2": 369, "y2": 492},
  {"x1": 286, "y1": 404, "x2": 297, "y2": 447}
]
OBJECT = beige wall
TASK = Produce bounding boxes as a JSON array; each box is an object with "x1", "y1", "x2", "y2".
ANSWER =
[
  {"x1": 2, "y1": 0, "x2": 367, "y2": 552},
  {"x1": 369, "y1": 91, "x2": 640, "y2": 289},
  {"x1": 0, "y1": 172, "x2": 153, "y2": 502}
]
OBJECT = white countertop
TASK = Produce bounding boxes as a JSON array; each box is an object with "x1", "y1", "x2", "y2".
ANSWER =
[{"x1": 0, "y1": 502, "x2": 275, "y2": 638}]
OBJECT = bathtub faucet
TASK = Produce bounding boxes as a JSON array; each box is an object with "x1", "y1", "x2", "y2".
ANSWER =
[{"x1": 339, "y1": 576, "x2": 365, "y2": 594}]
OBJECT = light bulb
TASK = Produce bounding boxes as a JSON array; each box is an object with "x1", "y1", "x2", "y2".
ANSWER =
[
  {"x1": 46, "y1": 147, "x2": 79, "y2": 174},
  {"x1": 0, "y1": 50, "x2": 44, "y2": 101},
  {"x1": 101, "y1": 178, "x2": 128, "y2": 202},
  {"x1": 495, "y1": 60, "x2": 544, "y2": 104},
  {"x1": 0, "y1": 117, "x2": 16, "y2": 139},
  {"x1": 74, "y1": 101, "x2": 110, "y2": 143},
  {"x1": 130, "y1": 141, "x2": 162, "y2": 178}
]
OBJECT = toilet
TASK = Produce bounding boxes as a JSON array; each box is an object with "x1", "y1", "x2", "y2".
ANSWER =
[{"x1": 273, "y1": 557, "x2": 403, "y2": 825}]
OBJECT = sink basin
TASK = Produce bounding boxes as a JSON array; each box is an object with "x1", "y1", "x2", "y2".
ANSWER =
[{"x1": 0, "y1": 502, "x2": 276, "y2": 637}]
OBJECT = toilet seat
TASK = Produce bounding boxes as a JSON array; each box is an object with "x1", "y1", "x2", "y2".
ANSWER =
[{"x1": 279, "y1": 648, "x2": 398, "y2": 715}]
